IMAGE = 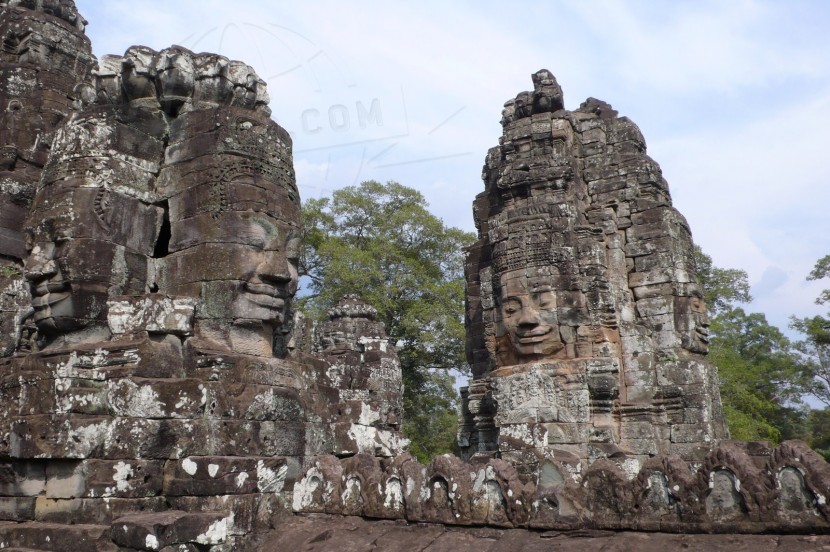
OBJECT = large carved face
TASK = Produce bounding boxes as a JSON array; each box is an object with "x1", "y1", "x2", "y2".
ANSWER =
[
  {"x1": 162, "y1": 159, "x2": 301, "y2": 329},
  {"x1": 21, "y1": 107, "x2": 164, "y2": 339},
  {"x1": 23, "y1": 185, "x2": 158, "y2": 336},
  {"x1": 496, "y1": 272, "x2": 565, "y2": 361},
  {"x1": 674, "y1": 284, "x2": 710, "y2": 354}
]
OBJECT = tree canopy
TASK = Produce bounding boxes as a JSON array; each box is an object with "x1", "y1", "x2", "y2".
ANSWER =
[
  {"x1": 299, "y1": 180, "x2": 475, "y2": 462},
  {"x1": 791, "y1": 254, "x2": 830, "y2": 408},
  {"x1": 694, "y1": 247, "x2": 809, "y2": 442}
]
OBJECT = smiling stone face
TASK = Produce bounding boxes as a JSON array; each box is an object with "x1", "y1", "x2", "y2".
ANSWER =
[
  {"x1": 21, "y1": 107, "x2": 165, "y2": 343},
  {"x1": 674, "y1": 284, "x2": 710, "y2": 354},
  {"x1": 162, "y1": 193, "x2": 301, "y2": 329},
  {"x1": 156, "y1": 106, "x2": 300, "y2": 346},
  {"x1": 22, "y1": 187, "x2": 159, "y2": 338},
  {"x1": 497, "y1": 272, "x2": 565, "y2": 361}
]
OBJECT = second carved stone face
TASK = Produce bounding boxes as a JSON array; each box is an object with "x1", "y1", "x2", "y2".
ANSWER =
[
  {"x1": 23, "y1": 182, "x2": 160, "y2": 339},
  {"x1": 497, "y1": 273, "x2": 565, "y2": 361},
  {"x1": 675, "y1": 285, "x2": 710, "y2": 354}
]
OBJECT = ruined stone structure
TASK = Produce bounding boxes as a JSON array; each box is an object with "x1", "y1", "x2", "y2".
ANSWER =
[
  {"x1": 293, "y1": 440, "x2": 830, "y2": 534},
  {"x1": 459, "y1": 70, "x2": 728, "y2": 471},
  {"x1": 289, "y1": 72, "x2": 830, "y2": 539},
  {"x1": 0, "y1": 0, "x2": 94, "y2": 358},
  {"x1": 0, "y1": 2, "x2": 404, "y2": 549},
  {"x1": 0, "y1": 3, "x2": 828, "y2": 550}
]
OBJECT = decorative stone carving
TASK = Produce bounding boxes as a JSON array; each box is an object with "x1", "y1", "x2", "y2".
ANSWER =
[
  {"x1": 1, "y1": 4, "x2": 828, "y2": 545},
  {"x1": 0, "y1": 9, "x2": 407, "y2": 546},
  {"x1": 312, "y1": 295, "x2": 407, "y2": 457},
  {"x1": 461, "y1": 70, "x2": 728, "y2": 467},
  {"x1": 294, "y1": 441, "x2": 830, "y2": 532},
  {"x1": 0, "y1": 0, "x2": 94, "y2": 357}
]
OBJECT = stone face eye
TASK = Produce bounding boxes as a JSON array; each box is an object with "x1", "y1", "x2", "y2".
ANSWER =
[{"x1": 502, "y1": 299, "x2": 521, "y2": 316}]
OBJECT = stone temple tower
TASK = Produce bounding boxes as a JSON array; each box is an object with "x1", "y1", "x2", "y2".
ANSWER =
[{"x1": 459, "y1": 70, "x2": 728, "y2": 472}]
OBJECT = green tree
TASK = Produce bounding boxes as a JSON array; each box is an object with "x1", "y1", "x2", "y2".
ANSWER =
[
  {"x1": 693, "y1": 245, "x2": 752, "y2": 316},
  {"x1": 694, "y1": 247, "x2": 808, "y2": 442},
  {"x1": 806, "y1": 408, "x2": 830, "y2": 460},
  {"x1": 790, "y1": 255, "x2": 830, "y2": 459},
  {"x1": 300, "y1": 181, "x2": 476, "y2": 462},
  {"x1": 791, "y1": 255, "x2": 830, "y2": 406}
]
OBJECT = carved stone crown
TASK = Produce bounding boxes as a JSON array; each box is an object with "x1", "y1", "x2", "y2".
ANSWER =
[{"x1": 327, "y1": 294, "x2": 378, "y2": 321}]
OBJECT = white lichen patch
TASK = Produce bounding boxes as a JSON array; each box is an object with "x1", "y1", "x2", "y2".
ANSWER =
[
  {"x1": 619, "y1": 458, "x2": 641, "y2": 481},
  {"x1": 564, "y1": 461, "x2": 583, "y2": 484},
  {"x1": 499, "y1": 423, "x2": 546, "y2": 448},
  {"x1": 108, "y1": 381, "x2": 166, "y2": 418},
  {"x1": 62, "y1": 420, "x2": 111, "y2": 457},
  {"x1": 195, "y1": 513, "x2": 232, "y2": 545},
  {"x1": 293, "y1": 468, "x2": 324, "y2": 511},
  {"x1": 103, "y1": 461, "x2": 134, "y2": 496},
  {"x1": 235, "y1": 471, "x2": 249, "y2": 488},
  {"x1": 256, "y1": 460, "x2": 287, "y2": 493},
  {"x1": 182, "y1": 457, "x2": 198, "y2": 476},
  {"x1": 208, "y1": 464, "x2": 219, "y2": 478},
  {"x1": 472, "y1": 468, "x2": 486, "y2": 493},
  {"x1": 144, "y1": 534, "x2": 159, "y2": 550},
  {"x1": 358, "y1": 402, "x2": 381, "y2": 426},
  {"x1": 326, "y1": 364, "x2": 345, "y2": 387},
  {"x1": 384, "y1": 477, "x2": 404, "y2": 510}
]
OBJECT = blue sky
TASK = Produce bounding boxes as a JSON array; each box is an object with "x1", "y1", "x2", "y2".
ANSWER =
[{"x1": 75, "y1": 0, "x2": 830, "y2": 336}]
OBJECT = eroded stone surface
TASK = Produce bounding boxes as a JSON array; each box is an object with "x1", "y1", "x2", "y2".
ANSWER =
[
  {"x1": 0, "y1": 3, "x2": 406, "y2": 549},
  {"x1": 0, "y1": 0, "x2": 94, "y2": 358},
  {"x1": 460, "y1": 70, "x2": 728, "y2": 468},
  {"x1": 0, "y1": 5, "x2": 828, "y2": 549}
]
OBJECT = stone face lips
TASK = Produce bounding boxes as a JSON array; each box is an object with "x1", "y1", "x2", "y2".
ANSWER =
[{"x1": 460, "y1": 69, "x2": 728, "y2": 468}]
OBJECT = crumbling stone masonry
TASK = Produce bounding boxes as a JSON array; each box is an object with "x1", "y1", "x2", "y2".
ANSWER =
[
  {"x1": 0, "y1": 2, "x2": 405, "y2": 549},
  {"x1": 293, "y1": 440, "x2": 830, "y2": 534},
  {"x1": 0, "y1": 0, "x2": 94, "y2": 358},
  {"x1": 0, "y1": 2, "x2": 828, "y2": 549},
  {"x1": 291, "y1": 71, "x2": 830, "y2": 537},
  {"x1": 459, "y1": 70, "x2": 728, "y2": 472}
]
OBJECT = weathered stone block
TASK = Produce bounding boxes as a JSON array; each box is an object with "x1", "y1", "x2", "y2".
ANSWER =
[
  {"x1": 110, "y1": 510, "x2": 230, "y2": 550},
  {"x1": 163, "y1": 456, "x2": 288, "y2": 496},
  {"x1": 0, "y1": 462, "x2": 46, "y2": 497}
]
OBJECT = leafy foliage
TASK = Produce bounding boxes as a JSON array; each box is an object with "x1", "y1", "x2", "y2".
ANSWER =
[
  {"x1": 790, "y1": 255, "x2": 830, "y2": 450},
  {"x1": 300, "y1": 181, "x2": 476, "y2": 462},
  {"x1": 693, "y1": 245, "x2": 752, "y2": 316},
  {"x1": 695, "y1": 248, "x2": 809, "y2": 443}
]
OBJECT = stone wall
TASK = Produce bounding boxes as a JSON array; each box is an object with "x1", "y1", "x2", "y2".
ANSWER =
[
  {"x1": 0, "y1": 4, "x2": 828, "y2": 550},
  {"x1": 294, "y1": 440, "x2": 830, "y2": 534}
]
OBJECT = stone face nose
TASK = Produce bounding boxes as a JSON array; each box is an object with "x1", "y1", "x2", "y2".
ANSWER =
[
  {"x1": 517, "y1": 303, "x2": 541, "y2": 327},
  {"x1": 255, "y1": 253, "x2": 293, "y2": 287}
]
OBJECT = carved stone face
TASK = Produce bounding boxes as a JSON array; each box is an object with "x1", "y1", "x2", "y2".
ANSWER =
[
  {"x1": 223, "y1": 215, "x2": 300, "y2": 327},
  {"x1": 497, "y1": 273, "x2": 564, "y2": 361},
  {"x1": 22, "y1": 187, "x2": 157, "y2": 337},
  {"x1": 674, "y1": 285, "x2": 710, "y2": 354},
  {"x1": 163, "y1": 165, "x2": 301, "y2": 329}
]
